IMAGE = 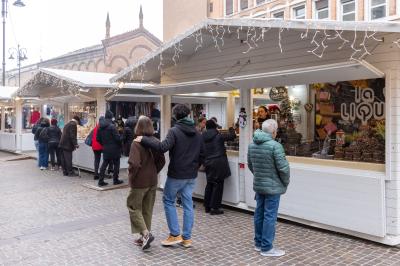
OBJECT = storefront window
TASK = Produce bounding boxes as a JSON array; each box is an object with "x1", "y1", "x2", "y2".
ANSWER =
[
  {"x1": 22, "y1": 104, "x2": 40, "y2": 131},
  {"x1": 251, "y1": 78, "x2": 385, "y2": 164},
  {"x1": 4, "y1": 107, "x2": 16, "y2": 132}
]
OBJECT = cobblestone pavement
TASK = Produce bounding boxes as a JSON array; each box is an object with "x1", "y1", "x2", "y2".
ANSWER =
[{"x1": 1, "y1": 152, "x2": 400, "y2": 266}]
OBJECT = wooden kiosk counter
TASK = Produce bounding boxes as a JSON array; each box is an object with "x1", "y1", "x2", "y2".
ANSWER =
[{"x1": 112, "y1": 18, "x2": 400, "y2": 245}]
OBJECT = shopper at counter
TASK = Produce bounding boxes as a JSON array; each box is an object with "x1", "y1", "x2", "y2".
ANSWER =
[
  {"x1": 247, "y1": 119, "x2": 290, "y2": 257},
  {"x1": 91, "y1": 119, "x2": 103, "y2": 180},
  {"x1": 59, "y1": 116, "x2": 80, "y2": 177},
  {"x1": 135, "y1": 104, "x2": 205, "y2": 248},
  {"x1": 35, "y1": 118, "x2": 50, "y2": 170},
  {"x1": 127, "y1": 116, "x2": 165, "y2": 251},
  {"x1": 32, "y1": 117, "x2": 45, "y2": 167},
  {"x1": 123, "y1": 116, "x2": 138, "y2": 157},
  {"x1": 47, "y1": 119, "x2": 62, "y2": 171},
  {"x1": 203, "y1": 119, "x2": 236, "y2": 215},
  {"x1": 97, "y1": 110, "x2": 124, "y2": 187}
]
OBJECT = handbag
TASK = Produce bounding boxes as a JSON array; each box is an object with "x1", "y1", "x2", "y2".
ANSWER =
[{"x1": 85, "y1": 129, "x2": 94, "y2": 146}]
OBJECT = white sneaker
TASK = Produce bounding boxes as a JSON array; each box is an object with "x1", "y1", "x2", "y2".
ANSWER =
[
  {"x1": 254, "y1": 246, "x2": 261, "y2": 252},
  {"x1": 260, "y1": 248, "x2": 285, "y2": 257},
  {"x1": 40, "y1": 167, "x2": 45, "y2": 170}
]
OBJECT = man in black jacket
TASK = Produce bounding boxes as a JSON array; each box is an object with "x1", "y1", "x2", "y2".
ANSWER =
[
  {"x1": 135, "y1": 104, "x2": 204, "y2": 248},
  {"x1": 97, "y1": 110, "x2": 124, "y2": 187},
  {"x1": 59, "y1": 116, "x2": 80, "y2": 176}
]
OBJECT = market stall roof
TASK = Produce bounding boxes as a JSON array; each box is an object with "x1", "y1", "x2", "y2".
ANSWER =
[
  {"x1": 111, "y1": 18, "x2": 397, "y2": 88},
  {"x1": 18, "y1": 68, "x2": 150, "y2": 99},
  {"x1": 0, "y1": 86, "x2": 18, "y2": 100}
]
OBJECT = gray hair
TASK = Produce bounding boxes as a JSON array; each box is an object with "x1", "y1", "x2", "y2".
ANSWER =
[{"x1": 262, "y1": 119, "x2": 278, "y2": 134}]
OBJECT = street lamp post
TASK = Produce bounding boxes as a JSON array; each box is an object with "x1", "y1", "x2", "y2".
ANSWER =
[
  {"x1": 1, "y1": 0, "x2": 25, "y2": 86},
  {"x1": 8, "y1": 44, "x2": 27, "y2": 87}
]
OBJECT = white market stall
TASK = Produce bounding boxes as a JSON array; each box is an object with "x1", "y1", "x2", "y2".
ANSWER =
[
  {"x1": 112, "y1": 18, "x2": 400, "y2": 245},
  {"x1": 18, "y1": 68, "x2": 152, "y2": 171},
  {"x1": 0, "y1": 86, "x2": 36, "y2": 152}
]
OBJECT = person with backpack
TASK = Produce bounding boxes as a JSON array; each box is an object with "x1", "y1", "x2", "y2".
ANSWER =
[
  {"x1": 32, "y1": 117, "x2": 45, "y2": 166},
  {"x1": 34, "y1": 118, "x2": 50, "y2": 170},
  {"x1": 47, "y1": 119, "x2": 62, "y2": 171},
  {"x1": 127, "y1": 116, "x2": 165, "y2": 251}
]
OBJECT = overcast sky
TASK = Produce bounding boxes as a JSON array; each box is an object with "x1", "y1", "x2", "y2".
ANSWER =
[{"x1": 1, "y1": 0, "x2": 163, "y2": 70}]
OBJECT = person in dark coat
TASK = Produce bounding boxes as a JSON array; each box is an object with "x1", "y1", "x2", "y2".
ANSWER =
[
  {"x1": 96, "y1": 110, "x2": 124, "y2": 186},
  {"x1": 202, "y1": 119, "x2": 236, "y2": 215},
  {"x1": 59, "y1": 116, "x2": 80, "y2": 176},
  {"x1": 35, "y1": 118, "x2": 50, "y2": 170},
  {"x1": 122, "y1": 116, "x2": 138, "y2": 157},
  {"x1": 47, "y1": 119, "x2": 62, "y2": 170}
]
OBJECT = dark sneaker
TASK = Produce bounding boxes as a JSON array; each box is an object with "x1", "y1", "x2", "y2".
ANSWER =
[
  {"x1": 210, "y1": 209, "x2": 224, "y2": 215},
  {"x1": 98, "y1": 181, "x2": 108, "y2": 187},
  {"x1": 142, "y1": 233, "x2": 154, "y2": 251},
  {"x1": 205, "y1": 207, "x2": 211, "y2": 213},
  {"x1": 113, "y1": 179, "x2": 123, "y2": 185}
]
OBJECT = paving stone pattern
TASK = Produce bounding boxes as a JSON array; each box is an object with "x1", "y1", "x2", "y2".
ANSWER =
[{"x1": 0, "y1": 152, "x2": 400, "y2": 265}]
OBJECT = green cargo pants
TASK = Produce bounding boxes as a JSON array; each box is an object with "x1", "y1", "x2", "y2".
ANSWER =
[{"x1": 126, "y1": 185, "x2": 157, "y2": 234}]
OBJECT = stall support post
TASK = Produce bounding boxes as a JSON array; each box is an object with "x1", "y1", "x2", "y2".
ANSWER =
[
  {"x1": 63, "y1": 103, "x2": 69, "y2": 122},
  {"x1": 238, "y1": 88, "x2": 252, "y2": 163},
  {"x1": 96, "y1": 90, "x2": 107, "y2": 119},
  {"x1": 0, "y1": 106, "x2": 5, "y2": 131},
  {"x1": 160, "y1": 95, "x2": 171, "y2": 139},
  {"x1": 15, "y1": 99, "x2": 22, "y2": 153},
  {"x1": 226, "y1": 92, "x2": 235, "y2": 128}
]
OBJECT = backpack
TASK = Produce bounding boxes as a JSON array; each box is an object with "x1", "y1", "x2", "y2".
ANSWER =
[
  {"x1": 39, "y1": 127, "x2": 49, "y2": 142},
  {"x1": 85, "y1": 129, "x2": 94, "y2": 146}
]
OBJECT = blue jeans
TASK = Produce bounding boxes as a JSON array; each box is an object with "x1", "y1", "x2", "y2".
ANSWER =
[
  {"x1": 163, "y1": 177, "x2": 196, "y2": 240},
  {"x1": 254, "y1": 193, "x2": 280, "y2": 252},
  {"x1": 34, "y1": 140, "x2": 39, "y2": 166},
  {"x1": 38, "y1": 142, "x2": 49, "y2": 168}
]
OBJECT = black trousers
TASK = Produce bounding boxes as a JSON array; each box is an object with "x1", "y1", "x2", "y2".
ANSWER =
[
  {"x1": 48, "y1": 142, "x2": 61, "y2": 167},
  {"x1": 93, "y1": 150, "x2": 102, "y2": 176},
  {"x1": 100, "y1": 157, "x2": 120, "y2": 179},
  {"x1": 60, "y1": 150, "x2": 73, "y2": 175},
  {"x1": 204, "y1": 179, "x2": 225, "y2": 210}
]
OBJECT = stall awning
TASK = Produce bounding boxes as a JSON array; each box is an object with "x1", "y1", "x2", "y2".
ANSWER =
[
  {"x1": 0, "y1": 86, "x2": 18, "y2": 100},
  {"x1": 111, "y1": 18, "x2": 400, "y2": 84},
  {"x1": 18, "y1": 68, "x2": 150, "y2": 100},
  {"x1": 225, "y1": 61, "x2": 384, "y2": 89},
  {"x1": 143, "y1": 78, "x2": 235, "y2": 95}
]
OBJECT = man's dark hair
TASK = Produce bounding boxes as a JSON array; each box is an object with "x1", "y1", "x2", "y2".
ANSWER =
[
  {"x1": 172, "y1": 104, "x2": 191, "y2": 120},
  {"x1": 73, "y1": 116, "x2": 81, "y2": 126}
]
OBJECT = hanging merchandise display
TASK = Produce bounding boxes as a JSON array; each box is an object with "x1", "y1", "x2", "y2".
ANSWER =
[{"x1": 238, "y1": 107, "x2": 247, "y2": 128}]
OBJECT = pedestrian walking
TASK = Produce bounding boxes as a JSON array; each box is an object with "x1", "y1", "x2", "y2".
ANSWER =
[
  {"x1": 96, "y1": 110, "x2": 124, "y2": 186},
  {"x1": 47, "y1": 119, "x2": 62, "y2": 171},
  {"x1": 122, "y1": 116, "x2": 137, "y2": 157},
  {"x1": 202, "y1": 119, "x2": 236, "y2": 215},
  {"x1": 59, "y1": 116, "x2": 80, "y2": 177},
  {"x1": 35, "y1": 118, "x2": 50, "y2": 170},
  {"x1": 247, "y1": 119, "x2": 290, "y2": 257},
  {"x1": 135, "y1": 104, "x2": 204, "y2": 248},
  {"x1": 127, "y1": 116, "x2": 165, "y2": 251}
]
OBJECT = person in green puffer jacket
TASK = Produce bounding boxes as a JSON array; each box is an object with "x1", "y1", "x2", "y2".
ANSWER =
[{"x1": 247, "y1": 119, "x2": 290, "y2": 258}]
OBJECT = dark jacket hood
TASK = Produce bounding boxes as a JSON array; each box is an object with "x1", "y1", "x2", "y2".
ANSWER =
[
  {"x1": 125, "y1": 117, "x2": 137, "y2": 128},
  {"x1": 203, "y1": 128, "x2": 218, "y2": 142},
  {"x1": 40, "y1": 121, "x2": 49, "y2": 127},
  {"x1": 175, "y1": 120, "x2": 197, "y2": 136},
  {"x1": 99, "y1": 117, "x2": 112, "y2": 129}
]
